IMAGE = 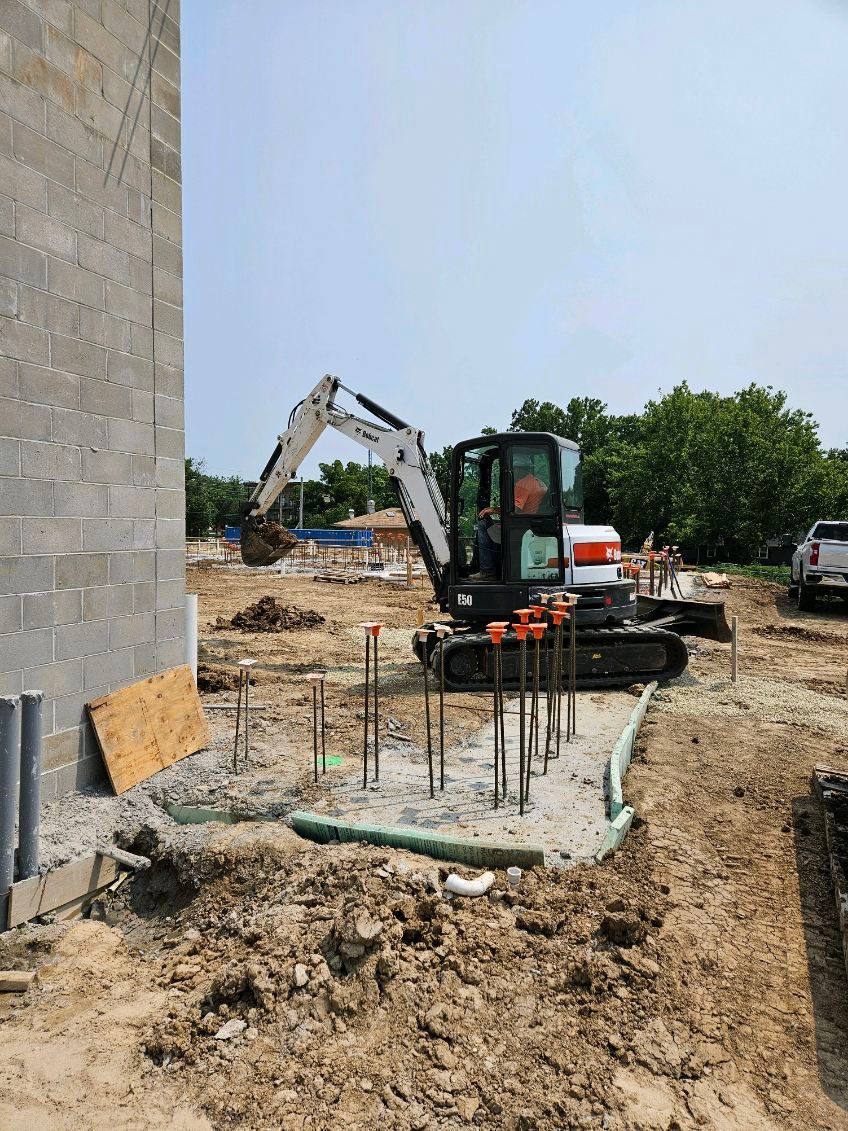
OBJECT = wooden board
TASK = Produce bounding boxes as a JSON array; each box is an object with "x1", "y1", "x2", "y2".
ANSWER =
[
  {"x1": 8, "y1": 854, "x2": 121, "y2": 929},
  {"x1": 87, "y1": 664, "x2": 210, "y2": 794}
]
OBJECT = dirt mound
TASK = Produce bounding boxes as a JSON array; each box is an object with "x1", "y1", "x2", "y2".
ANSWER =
[
  {"x1": 213, "y1": 596, "x2": 326, "y2": 634},
  {"x1": 240, "y1": 520, "x2": 298, "y2": 566},
  {"x1": 753, "y1": 623, "x2": 842, "y2": 645},
  {"x1": 196, "y1": 665, "x2": 240, "y2": 693}
]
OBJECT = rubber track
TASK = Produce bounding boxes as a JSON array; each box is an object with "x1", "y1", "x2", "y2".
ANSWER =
[{"x1": 423, "y1": 624, "x2": 689, "y2": 693}]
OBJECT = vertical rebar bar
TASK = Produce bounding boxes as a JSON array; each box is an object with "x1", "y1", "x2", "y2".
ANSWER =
[
  {"x1": 312, "y1": 683, "x2": 319, "y2": 784},
  {"x1": 518, "y1": 636, "x2": 526, "y2": 816},
  {"x1": 564, "y1": 613, "x2": 572, "y2": 743},
  {"x1": 244, "y1": 669, "x2": 250, "y2": 764},
  {"x1": 374, "y1": 633, "x2": 380, "y2": 782},
  {"x1": 439, "y1": 637, "x2": 446, "y2": 791},
  {"x1": 0, "y1": 696, "x2": 21, "y2": 893},
  {"x1": 320, "y1": 678, "x2": 326, "y2": 774},
  {"x1": 363, "y1": 634, "x2": 370, "y2": 789},
  {"x1": 527, "y1": 634, "x2": 541, "y2": 801},
  {"x1": 233, "y1": 671, "x2": 243, "y2": 771},
  {"x1": 492, "y1": 646, "x2": 499, "y2": 810},
  {"x1": 497, "y1": 647, "x2": 507, "y2": 798},
  {"x1": 570, "y1": 610, "x2": 577, "y2": 737},
  {"x1": 18, "y1": 691, "x2": 43, "y2": 882},
  {"x1": 423, "y1": 648, "x2": 434, "y2": 798},
  {"x1": 649, "y1": 554, "x2": 655, "y2": 596}
]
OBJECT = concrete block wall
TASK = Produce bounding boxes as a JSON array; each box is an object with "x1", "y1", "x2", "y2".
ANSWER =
[{"x1": 0, "y1": 0, "x2": 185, "y2": 797}]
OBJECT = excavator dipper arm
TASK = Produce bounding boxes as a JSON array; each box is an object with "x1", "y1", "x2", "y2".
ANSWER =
[{"x1": 241, "y1": 375, "x2": 450, "y2": 593}]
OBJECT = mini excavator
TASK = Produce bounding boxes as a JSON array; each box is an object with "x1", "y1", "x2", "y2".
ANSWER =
[{"x1": 241, "y1": 375, "x2": 730, "y2": 690}]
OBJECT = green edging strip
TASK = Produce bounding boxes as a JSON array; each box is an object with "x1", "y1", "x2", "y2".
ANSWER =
[
  {"x1": 609, "y1": 680, "x2": 657, "y2": 822},
  {"x1": 289, "y1": 810, "x2": 546, "y2": 869},
  {"x1": 595, "y1": 806, "x2": 635, "y2": 862}
]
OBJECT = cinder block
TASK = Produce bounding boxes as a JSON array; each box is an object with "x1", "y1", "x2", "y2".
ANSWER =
[
  {"x1": 154, "y1": 424, "x2": 183, "y2": 460},
  {"x1": 0, "y1": 108, "x2": 11, "y2": 154},
  {"x1": 82, "y1": 517, "x2": 133, "y2": 551},
  {"x1": 132, "y1": 517, "x2": 155, "y2": 548},
  {"x1": 0, "y1": 477, "x2": 54, "y2": 515},
  {"x1": 107, "y1": 349, "x2": 153, "y2": 389},
  {"x1": 1, "y1": 0, "x2": 44, "y2": 49},
  {"x1": 104, "y1": 280, "x2": 151, "y2": 326},
  {"x1": 152, "y1": 233, "x2": 181, "y2": 277},
  {"x1": 55, "y1": 617, "x2": 109, "y2": 660},
  {"x1": 80, "y1": 308, "x2": 133, "y2": 353},
  {"x1": 105, "y1": 210, "x2": 151, "y2": 261},
  {"x1": 50, "y1": 334, "x2": 107, "y2": 379},
  {"x1": 101, "y1": 61, "x2": 144, "y2": 118},
  {"x1": 53, "y1": 685, "x2": 107, "y2": 732},
  {"x1": 155, "y1": 635, "x2": 185, "y2": 668},
  {"x1": 52, "y1": 751, "x2": 106, "y2": 797},
  {"x1": 47, "y1": 180, "x2": 104, "y2": 239},
  {"x1": 0, "y1": 594, "x2": 21, "y2": 633},
  {"x1": 0, "y1": 233, "x2": 47, "y2": 288},
  {"x1": 45, "y1": 24, "x2": 100, "y2": 88},
  {"x1": 46, "y1": 101, "x2": 102, "y2": 165},
  {"x1": 81, "y1": 446, "x2": 132, "y2": 483},
  {"x1": 48, "y1": 256, "x2": 104, "y2": 309},
  {"x1": 42, "y1": 724, "x2": 89, "y2": 773},
  {"x1": 152, "y1": 298, "x2": 182, "y2": 339},
  {"x1": 152, "y1": 265, "x2": 181, "y2": 307},
  {"x1": 133, "y1": 580, "x2": 154, "y2": 612},
  {"x1": 0, "y1": 152, "x2": 48, "y2": 210},
  {"x1": 0, "y1": 437, "x2": 21, "y2": 476},
  {"x1": 107, "y1": 551, "x2": 134, "y2": 584},
  {"x1": 150, "y1": 103, "x2": 179, "y2": 151},
  {"x1": 0, "y1": 553, "x2": 53, "y2": 595},
  {"x1": 154, "y1": 456, "x2": 183, "y2": 490},
  {"x1": 22, "y1": 516, "x2": 82, "y2": 554},
  {"x1": 0, "y1": 517, "x2": 21, "y2": 555},
  {"x1": 11, "y1": 42, "x2": 74, "y2": 117},
  {"x1": 133, "y1": 641, "x2": 156, "y2": 677},
  {"x1": 12, "y1": 121, "x2": 74, "y2": 188},
  {"x1": 151, "y1": 70, "x2": 180, "y2": 119},
  {"x1": 0, "y1": 276, "x2": 15, "y2": 317},
  {"x1": 108, "y1": 483, "x2": 155, "y2": 517},
  {"x1": 0, "y1": 312, "x2": 48, "y2": 364},
  {"x1": 151, "y1": 203, "x2": 181, "y2": 244},
  {"x1": 154, "y1": 486, "x2": 183, "y2": 520},
  {"x1": 132, "y1": 453, "x2": 156, "y2": 486},
  {"x1": 17, "y1": 285, "x2": 78, "y2": 335},
  {"x1": 151, "y1": 167, "x2": 180, "y2": 213},
  {"x1": 126, "y1": 187, "x2": 151, "y2": 228},
  {"x1": 128, "y1": 252, "x2": 152, "y2": 294},
  {"x1": 54, "y1": 480, "x2": 108, "y2": 517},
  {"x1": 155, "y1": 577, "x2": 183, "y2": 610},
  {"x1": 150, "y1": 136, "x2": 180, "y2": 183},
  {"x1": 55, "y1": 551, "x2": 107, "y2": 589},
  {"x1": 74, "y1": 156, "x2": 126, "y2": 214},
  {"x1": 0, "y1": 626, "x2": 54, "y2": 671},
  {"x1": 130, "y1": 323, "x2": 153, "y2": 360},
  {"x1": 24, "y1": 656, "x2": 84, "y2": 699},
  {"x1": 19, "y1": 361, "x2": 78, "y2": 408},
  {"x1": 152, "y1": 330, "x2": 182, "y2": 370},
  {"x1": 0, "y1": 669, "x2": 23, "y2": 695},
  {"x1": 80, "y1": 374, "x2": 132, "y2": 417},
  {"x1": 0, "y1": 356, "x2": 17, "y2": 399},
  {"x1": 109, "y1": 610, "x2": 154, "y2": 649},
  {"x1": 107, "y1": 416, "x2": 154, "y2": 455},
  {"x1": 21, "y1": 438, "x2": 80, "y2": 481},
  {"x1": 52, "y1": 405, "x2": 107, "y2": 446},
  {"x1": 0, "y1": 68, "x2": 45, "y2": 132},
  {"x1": 157, "y1": 547, "x2": 187, "y2": 584},
  {"x1": 73, "y1": 8, "x2": 125, "y2": 69},
  {"x1": 84, "y1": 644, "x2": 134, "y2": 689},
  {"x1": 131, "y1": 388, "x2": 154, "y2": 422},
  {"x1": 23, "y1": 588, "x2": 82, "y2": 629},
  {"x1": 132, "y1": 548, "x2": 155, "y2": 582},
  {"x1": 78, "y1": 233, "x2": 131, "y2": 287},
  {"x1": 0, "y1": 395, "x2": 52, "y2": 440},
  {"x1": 106, "y1": 582, "x2": 134, "y2": 616},
  {"x1": 75, "y1": 86, "x2": 126, "y2": 147},
  {"x1": 0, "y1": 196, "x2": 12, "y2": 240},
  {"x1": 81, "y1": 585, "x2": 108, "y2": 621}
]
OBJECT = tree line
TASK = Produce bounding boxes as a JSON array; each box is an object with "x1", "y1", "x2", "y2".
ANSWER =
[{"x1": 186, "y1": 382, "x2": 847, "y2": 559}]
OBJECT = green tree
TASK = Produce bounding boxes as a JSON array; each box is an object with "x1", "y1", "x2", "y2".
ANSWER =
[{"x1": 185, "y1": 457, "x2": 212, "y2": 536}]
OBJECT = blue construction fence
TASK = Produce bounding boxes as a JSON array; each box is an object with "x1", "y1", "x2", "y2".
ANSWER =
[{"x1": 224, "y1": 525, "x2": 373, "y2": 548}]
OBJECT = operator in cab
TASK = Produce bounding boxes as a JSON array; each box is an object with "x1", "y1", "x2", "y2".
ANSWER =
[{"x1": 469, "y1": 454, "x2": 548, "y2": 581}]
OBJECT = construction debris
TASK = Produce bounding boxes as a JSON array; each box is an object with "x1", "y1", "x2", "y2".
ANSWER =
[
  {"x1": 213, "y1": 596, "x2": 326, "y2": 633},
  {"x1": 0, "y1": 970, "x2": 36, "y2": 993},
  {"x1": 700, "y1": 571, "x2": 731, "y2": 588}
]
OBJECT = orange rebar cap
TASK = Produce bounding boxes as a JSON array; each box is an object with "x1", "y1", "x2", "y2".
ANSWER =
[
  {"x1": 358, "y1": 621, "x2": 383, "y2": 637},
  {"x1": 486, "y1": 622, "x2": 507, "y2": 645},
  {"x1": 529, "y1": 604, "x2": 546, "y2": 620},
  {"x1": 512, "y1": 622, "x2": 531, "y2": 641},
  {"x1": 513, "y1": 608, "x2": 533, "y2": 624},
  {"x1": 529, "y1": 622, "x2": 546, "y2": 640},
  {"x1": 549, "y1": 608, "x2": 566, "y2": 625}
]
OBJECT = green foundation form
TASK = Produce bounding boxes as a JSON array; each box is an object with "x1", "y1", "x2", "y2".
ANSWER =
[
  {"x1": 597, "y1": 680, "x2": 657, "y2": 860},
  {"x1": 289, "y1": 810, "x2": 546, "y2": 869}
]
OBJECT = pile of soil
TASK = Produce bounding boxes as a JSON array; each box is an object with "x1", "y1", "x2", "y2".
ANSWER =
[
  {"x1": 196, "y1": 664, "x2": 240, "y2": 693},
  {"x1": 752, "y1": 623, "x2": 842, "y2": 645},
  {"x1": 213, "y1": 597, "x2": 326, "y2": 634},
  {"x1": 240, "y1": 520, "x2": 298, "y2": 566}
]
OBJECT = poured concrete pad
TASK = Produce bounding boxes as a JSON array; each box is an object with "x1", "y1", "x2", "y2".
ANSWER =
[{"x1": 323, "y1": 689, "x2": 635, "y2": 865}]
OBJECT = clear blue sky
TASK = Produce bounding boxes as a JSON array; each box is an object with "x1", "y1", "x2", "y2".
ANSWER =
[{"x1": 182, "y1": 0, "x2": 848, "y2": 481}]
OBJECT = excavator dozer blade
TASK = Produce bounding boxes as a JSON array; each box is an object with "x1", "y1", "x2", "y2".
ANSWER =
[
  {"x1": 635, "y1": 594, "x2": 733, "y2": 643},
  {"x1": 240, "y1": 517, "x2": 299, "y2": 567}
]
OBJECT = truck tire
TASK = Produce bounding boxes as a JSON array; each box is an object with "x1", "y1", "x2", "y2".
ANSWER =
[
  {"x1": 787, "y1": 570, "x2": 798, "y2": 597},
  {"x1": 797, "y1": 570, "x2": 816, "y2": 612}
]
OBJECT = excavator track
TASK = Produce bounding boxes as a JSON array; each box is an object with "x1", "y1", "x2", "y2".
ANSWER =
[{"x1": 414, "y1": 623, "x2": 690, "y2": 692}]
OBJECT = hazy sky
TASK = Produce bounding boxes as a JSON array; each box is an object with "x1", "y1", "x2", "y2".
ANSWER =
[{"x1": 182, "y1": 1, "x2": 848, "y2": 481}]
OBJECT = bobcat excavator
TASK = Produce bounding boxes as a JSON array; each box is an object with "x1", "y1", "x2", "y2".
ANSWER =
[{"x1": 241, "y1": 374, "x2": 730, "y2": 690}]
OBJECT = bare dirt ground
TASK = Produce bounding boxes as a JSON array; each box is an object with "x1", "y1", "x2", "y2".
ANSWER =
[{"x1": 2, "y1": 566, "x2": 848, "y2": 1130}]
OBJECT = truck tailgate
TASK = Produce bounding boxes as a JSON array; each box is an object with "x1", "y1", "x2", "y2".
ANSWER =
[{"x1": 819, "y1": 541, "x2": 848, "y2": 568}]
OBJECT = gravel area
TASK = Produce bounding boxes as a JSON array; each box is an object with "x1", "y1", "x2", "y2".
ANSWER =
[{"x1": 653, "y1": 672, "x2": 848, "y2": 739}]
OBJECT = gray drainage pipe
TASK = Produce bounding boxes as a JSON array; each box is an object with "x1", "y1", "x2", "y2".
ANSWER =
[
  {"x1": 18, "y1": 691, "x2": 43, "y2": 882},
  {"x1": 0, "y1": 696, "x2": 22, "y2": 894}
]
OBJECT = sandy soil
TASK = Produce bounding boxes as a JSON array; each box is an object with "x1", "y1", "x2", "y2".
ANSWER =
[{"x1": 2, "y1": 567, "x2": 848, "y2": 1129}]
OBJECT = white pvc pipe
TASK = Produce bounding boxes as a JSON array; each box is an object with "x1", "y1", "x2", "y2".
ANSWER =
[
  {"x1": 186, "y1": 594, "x2": 198, "y2": 682},
  {"x1": 444, "y1": 871, "x2": 495, "y2": 897}
]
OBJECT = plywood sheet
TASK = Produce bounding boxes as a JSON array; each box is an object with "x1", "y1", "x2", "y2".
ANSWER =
[
  {"x1": 87, "y1": 665, "x2": 209, "y2": 794},
  {"x1": 8, "y1": 854, "x2": 121, "y2": 929}
]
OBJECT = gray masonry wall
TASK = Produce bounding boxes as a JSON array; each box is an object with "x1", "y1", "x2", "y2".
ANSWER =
[{"x1": 0, "y1": 0, "x2": 185, "y2": 796}]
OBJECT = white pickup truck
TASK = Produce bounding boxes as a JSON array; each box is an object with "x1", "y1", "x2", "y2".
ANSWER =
[{"x1": 789, "y1": 521, "x2": 848, "y2": 610}]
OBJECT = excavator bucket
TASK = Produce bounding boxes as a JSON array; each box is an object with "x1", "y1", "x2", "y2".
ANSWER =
[
  {"x1": 240, "y1": 517, "x2": 299, "y2": 567},
  {"x1": 635, "y1": 594, "x2": 733, "y2": 643}
]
